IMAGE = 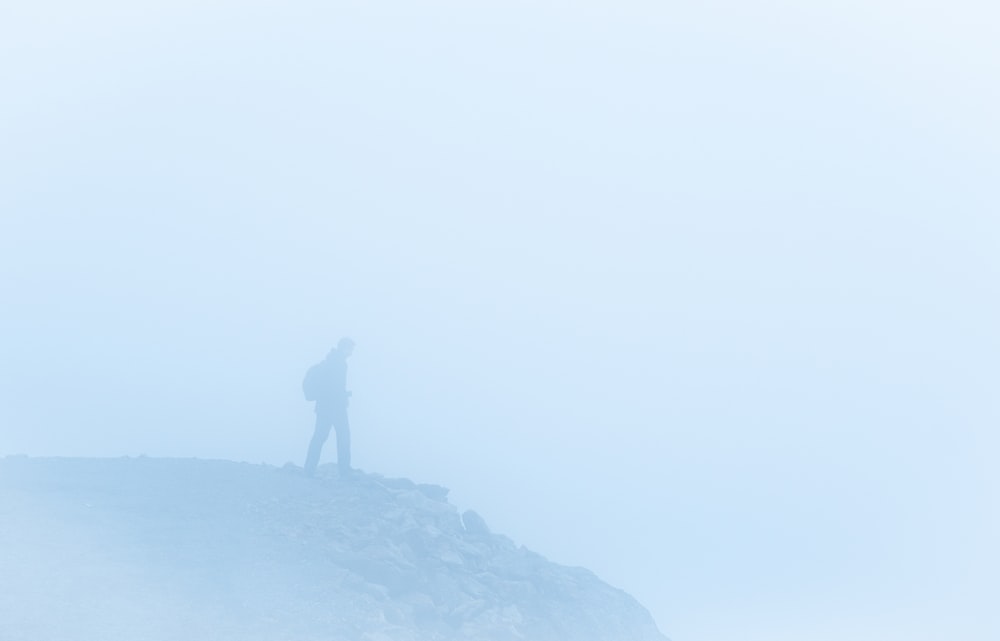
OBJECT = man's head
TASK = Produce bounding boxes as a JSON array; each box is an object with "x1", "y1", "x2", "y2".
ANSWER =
[{"x1": 335, "y1": 337, "x2": 356, "y2": 357}]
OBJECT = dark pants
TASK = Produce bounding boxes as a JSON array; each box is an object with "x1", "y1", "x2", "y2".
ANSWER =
[{"x1": 304, "y1": 406, "x2": 350, "y2": 476}]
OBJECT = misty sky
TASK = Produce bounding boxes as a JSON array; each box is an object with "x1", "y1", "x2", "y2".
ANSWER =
[{"x1": 2, "y1": 1, "x2": 998, "y2": 640}]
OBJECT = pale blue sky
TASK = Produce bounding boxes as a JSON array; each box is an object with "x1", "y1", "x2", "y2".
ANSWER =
[{"x1": 2, "y1": 2, "x2": 998, "y2": 640}]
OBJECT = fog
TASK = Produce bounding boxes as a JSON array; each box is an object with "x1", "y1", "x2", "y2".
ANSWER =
[{"x1": 2, "y1": 1, "x2": 998, "y2": 639}]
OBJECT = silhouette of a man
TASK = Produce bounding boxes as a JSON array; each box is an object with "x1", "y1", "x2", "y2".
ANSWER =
[{"x1": 304, "y1": 337, "x2": 355, "y2": 477}]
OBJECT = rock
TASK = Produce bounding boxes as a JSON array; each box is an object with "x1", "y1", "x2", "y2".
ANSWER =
[
  {"x1": 0, "y1": 457, "x2": 668, "y2": 641},
  {"x1": 461, "y1": 510, "x2": 491, "y2": 536}
]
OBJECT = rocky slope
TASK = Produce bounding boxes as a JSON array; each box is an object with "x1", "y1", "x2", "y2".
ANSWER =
[{"x1": 0, "y1": 457, "x2": 667, "y2": 641}]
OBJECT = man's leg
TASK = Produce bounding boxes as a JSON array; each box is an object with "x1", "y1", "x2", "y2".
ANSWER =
[
  {"x1": 334, "y1": 410, "x2": 351, "y2": 475},
  {"x1": 304, "y1": 416, "x2": 332, "y2": 476}
]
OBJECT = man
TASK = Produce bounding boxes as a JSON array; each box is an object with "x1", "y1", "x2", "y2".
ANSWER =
[{"x1": 303, "y1": 337, "x2": 355, "y2": 477}]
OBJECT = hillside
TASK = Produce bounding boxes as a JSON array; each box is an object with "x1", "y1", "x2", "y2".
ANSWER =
[{"x1": 0, "y1": 457, "x2": 667, "y2": 641}]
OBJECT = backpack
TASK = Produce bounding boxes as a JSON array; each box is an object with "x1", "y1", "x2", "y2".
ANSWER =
[{"x1": 302, "y1": 362, "x2": 324, "y2": 401}]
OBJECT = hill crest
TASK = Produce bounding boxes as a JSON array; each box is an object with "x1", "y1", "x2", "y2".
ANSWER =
[{"x1": 0, "y1": 456, "x2": 667, "y2": 641}]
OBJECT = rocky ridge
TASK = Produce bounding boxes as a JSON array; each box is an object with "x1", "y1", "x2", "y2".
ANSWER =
[{"x1": 0, "y1": 457, "x2": 667, "y2": 641}]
